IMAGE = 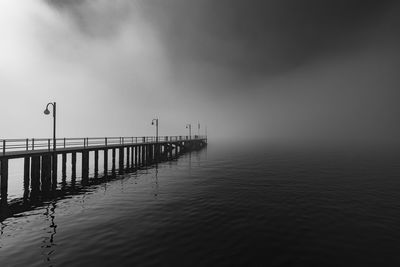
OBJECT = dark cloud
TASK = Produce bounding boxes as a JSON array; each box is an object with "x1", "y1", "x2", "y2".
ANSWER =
[
  {"x1": 45, "y1": 0, "x2": 397, "y2": 77},
  {"x1": 140, "y1": 0, "x2": 397, "y2": 77}
]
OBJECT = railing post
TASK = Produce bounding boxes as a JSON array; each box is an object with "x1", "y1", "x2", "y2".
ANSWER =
[
  {"x1": 26, "y1": 139, "x2": 29, "y2": 151},
  {"x1": 2, "y1": 140, "x2": 5, "y2": 155},
  {"x1": 48, "y1": 139, "x2": 51, "y2": 151},
  {"x1": 105, "y1": 137, "x2": 108, "y2": 147},
  {"x1": 32, "y1": 138, "x2": 35, "y2": 151},
  {"x1": 64, "y1": 138, "x2": 66, "y2": 148}
]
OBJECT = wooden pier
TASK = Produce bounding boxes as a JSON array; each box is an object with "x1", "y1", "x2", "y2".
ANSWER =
[{"x1": 0, "y1": 136, "x2": 207, "y2": 207}]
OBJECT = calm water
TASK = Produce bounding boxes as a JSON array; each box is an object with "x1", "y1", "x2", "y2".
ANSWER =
[{"x1": 1, "y1": 142, "x2": 400, "y2": 266}]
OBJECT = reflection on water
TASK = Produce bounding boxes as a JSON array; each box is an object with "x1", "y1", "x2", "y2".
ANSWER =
[
  {"x1": 41, "y1": 202, "x2": 57, "y2": 264},
  {"x1": 0, "y1": 145, "x2": 200, "y2": 222},
  {"x1": 1, "y1": 144, "x2": 400, "y2": 266}
]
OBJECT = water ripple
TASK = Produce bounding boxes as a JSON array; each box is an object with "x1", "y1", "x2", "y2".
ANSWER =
[{"x1": 1, "y1": 145, "x2": 400, "y2": 266}]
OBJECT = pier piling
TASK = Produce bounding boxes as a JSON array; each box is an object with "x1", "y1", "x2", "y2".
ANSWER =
[
  {"x1": 41, "y1": 155, "x2": 51, "y2": 193},
  {"x1": 112, "y1": 148, "x2": 116, "y2": 176},
  {"x1": 62, "y1": 153, "x2": 67, "y2": 180},
  {"x1": 31, "y1": 156, "x2": 40, "y2": 196},
  {"x1": 71, "y1": 152, "x2": 77, "y2": 181},
  {"x1": 23, "y1": 157, "x2": 30, "y2": 197},
  {"x1": 0, "y1": 159, "x2": 9, "y2": 203},
  {"x1": 82, "y1": 151, "x2": 89, "y2": 185},
  {"x1": 94, "y1": 150, "x2": 99, "y2": 178},
  {"x1": 104, "y1": 149, "x2": 108, "y2": 176}
]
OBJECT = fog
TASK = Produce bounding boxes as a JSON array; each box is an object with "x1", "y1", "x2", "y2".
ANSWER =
[{"x1": 1, "y1": 0, "x2": 399, "y2": 148}]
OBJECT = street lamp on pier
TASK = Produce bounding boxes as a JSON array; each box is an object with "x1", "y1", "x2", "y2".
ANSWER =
[
  {"x1": 44, "y1": 102, "x2": 56, "y2": 151},
  {"x1": 151, "y1": 118, "x2": 159, "y2": 142},
  {"x1": 186, "y1": 123, "x2": 192, "y2": 139},
  {"x1": 197, "y1": 121, "x2": 200, "y2": 137}
]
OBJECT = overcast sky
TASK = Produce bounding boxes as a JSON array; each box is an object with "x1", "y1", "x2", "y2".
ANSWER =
[{"x1": 1, "y1": 0, "x2": 399, "y2": 147}]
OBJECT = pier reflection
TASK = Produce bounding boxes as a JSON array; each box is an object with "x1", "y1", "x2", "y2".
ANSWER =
[
  {"x1": 0, "y1": 145, "x2": 207, "y2": 222},
  {"x1": 0, "y1": 167, "x2": 129, "y2": 222},
  {"x1": 41, "y1": 202, "x2": 57, "y2": 264}
]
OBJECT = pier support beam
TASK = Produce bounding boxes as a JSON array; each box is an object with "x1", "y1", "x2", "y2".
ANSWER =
[
  {"x1": 0, "y1": 158, "x2": 9, "y2": 203},
  {"x1": 138, "y1": 146, "x2": 142, "y2": 166},
  {"x1": 142, "y1": 145, "x2": 146, "y2": 166},
  {"x1": 23, "y1": 157, "x2": 30, "y2": 198},
  {"x1": 41, "y1": 155, "x2": 51, "y2": 194},
  {"x1": 62, "y1": 153, "x2": 67, "y2": 179},
  {"x1": 71, "y1": 152, "x2": 77, "y2": 187},
  {"x1": 94, "y1": 150, "x2": 99, "y2": 178},
  {"x1": 52, "y1": 154, "x2": 57, "y2": 191},
  {"x1": 119, "y1": 147, "x2": 124, "y2": 174},
  {"x1": 134, "y1": 146, "x2": 138, "y2": 168},
  {"x1": 61, "y1": 153, "x2": 67, "y2": 189},
  {"x1": 168, "y1": 144, "x2": 173, "y2": 159},
  {"x1": 126, "y1": 147, "x2": 130, "y2": 170},
  {"x1": 148, "y1": 145, "x2": 151, "y2": 163},
  {"x1": 131, "y1": 146, "x2": 134, "y2": 169},
  {"x1": 82, "y1": 151, "x2": 89, "y2": 185},
  {"x1": 104, "y1": 149, "x2": 108, "y2": 177},
  {"x1": 112, "y1": 148, "x2": 116, "y2": 176},
  {"x1": 31, "y1": 156, "x2": 40, "y2": 196},
  {"x1": 148, "y1": 145, "x2": 151, "y2": 164}
]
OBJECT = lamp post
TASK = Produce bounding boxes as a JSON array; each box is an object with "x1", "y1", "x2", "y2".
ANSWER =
[
  {"x1": 186, "y1": 123, "x2": 192, "y2": 139},
  {"x1": 44, "y1": 102, "x2": 56, "y2": 151},
  {"x1": 151, "y1": 118, "x2": 159, "y2": 142},
  {"x1": 152, "y1": 118, "x2": 159, "y2": 161}
]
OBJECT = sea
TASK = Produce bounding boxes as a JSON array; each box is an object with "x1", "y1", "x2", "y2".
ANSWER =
[{"x1": 1, "y1": 141, "x2": 400, "y2": 266}]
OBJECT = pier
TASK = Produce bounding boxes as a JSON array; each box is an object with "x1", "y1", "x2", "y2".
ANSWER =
[{"x1": 0, "y1": 135, "x2": 207, "y2": 216}]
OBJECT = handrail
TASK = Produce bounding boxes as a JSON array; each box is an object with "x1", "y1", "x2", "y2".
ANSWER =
[{"x1": 0, "y1": 135, "x2": 207, "y2": 155}]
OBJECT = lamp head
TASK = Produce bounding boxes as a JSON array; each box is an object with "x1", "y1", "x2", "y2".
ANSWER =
[
  {"x1": 151, "y1": 121, "x2": 154, "y2": 125},
  {"x1": 44, "y1": 108, "x2": 50, "y2": 115}
]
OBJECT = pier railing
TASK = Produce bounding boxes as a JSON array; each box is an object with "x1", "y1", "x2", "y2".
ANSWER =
[{"x1": 0, "y1": 135, "x2": 207, "y2": 155}]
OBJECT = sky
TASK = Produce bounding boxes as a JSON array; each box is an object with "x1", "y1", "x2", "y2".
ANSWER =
[{"x1": 1, "y1": 0, "x2": 399, "y2": 147}]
